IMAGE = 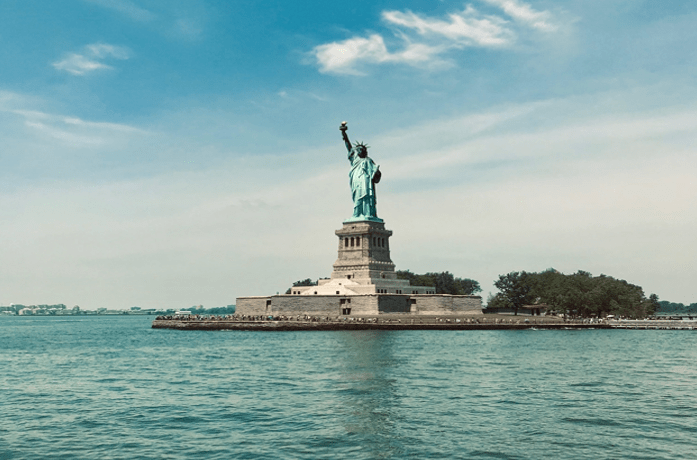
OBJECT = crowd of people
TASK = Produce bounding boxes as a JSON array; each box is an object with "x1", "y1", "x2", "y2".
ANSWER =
[
  {"x1": 155, "y1": 314, "x2": 547, "y2": 324},
  {"x1": 152, "y1": 314, "x2": 696, "y2": 329}
]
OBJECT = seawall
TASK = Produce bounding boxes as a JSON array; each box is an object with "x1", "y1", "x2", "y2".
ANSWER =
[
  {"x1": 152, "y1": 316, "x2": 697, "y2": 331},
  {"x1": 153, "y1": 317, "x2": 608, "y2": 331}
]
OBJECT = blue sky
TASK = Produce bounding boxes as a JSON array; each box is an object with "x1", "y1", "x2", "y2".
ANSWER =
[{"x1": 1, "y1": 0, "x2": 696, "y2": 309}]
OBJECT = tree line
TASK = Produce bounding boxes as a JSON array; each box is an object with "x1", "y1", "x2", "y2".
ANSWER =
[
  {"x1": 186, "y1": 305, "x2": 237, "y2": 314},
  {"x1": 488, "y1": 269, "x2": 660, "y2": 318},
  {"x1": 395, "y1": 271, "x2": 481, "y2": 295},
  {"x1": 656, "y1": 301, "x2": 697, "y2": 315}
]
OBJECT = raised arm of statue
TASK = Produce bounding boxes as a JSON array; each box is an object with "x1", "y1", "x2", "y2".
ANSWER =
[{"x1": 340, "y1": 121, "x2": 352, "y2": 154}]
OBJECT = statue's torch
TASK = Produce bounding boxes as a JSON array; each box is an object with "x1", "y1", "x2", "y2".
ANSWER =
[{"x1": 340, "y1": 121, "x2": 351, "y2": 151}]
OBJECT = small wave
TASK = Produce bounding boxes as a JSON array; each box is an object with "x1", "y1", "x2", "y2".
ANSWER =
[
  {"x1": 569, "y1": 381, "x2": 605, "y2": 387},
  {"x1": 468, "y1": 449, "x2": 524, "y2": 459},
  {"x1": 562, "y1": 417, "x2": 622, "y2": 427}
]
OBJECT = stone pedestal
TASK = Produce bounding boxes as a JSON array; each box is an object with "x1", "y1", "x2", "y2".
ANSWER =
[
  {"x1": 237, "y1": 220, "x2": 482, "y2": 316},
  {"x1": 285, "y1": 220, "x2": 435, "y2": 296},
  {"x1": 331, "y1": 220, "x2": 396, "y2": 282}
]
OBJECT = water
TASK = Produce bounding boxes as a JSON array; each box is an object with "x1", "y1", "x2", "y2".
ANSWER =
[{"x1": 1, "y1": 316, "x2": 696, "y2": 459}]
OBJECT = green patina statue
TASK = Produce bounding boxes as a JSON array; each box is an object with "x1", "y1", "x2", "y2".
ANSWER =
[{"x1": 340, "y1": 121, "x2": 382, "y2": 222}]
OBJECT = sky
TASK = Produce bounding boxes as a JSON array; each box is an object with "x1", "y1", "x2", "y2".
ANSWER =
[{"x1": 1, "y1": 0, "x2": 696, "y2": 309}]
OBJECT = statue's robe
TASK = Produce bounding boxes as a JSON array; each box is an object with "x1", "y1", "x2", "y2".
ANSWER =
[{"x1": 348, "y1": 148, "x2": 380, "y2": 218}]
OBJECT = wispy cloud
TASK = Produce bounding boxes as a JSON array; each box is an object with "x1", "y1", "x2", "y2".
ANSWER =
[
  {"x1": 86, "y1": 43, "x2": 129, "y2": 59},
  {"x1": 313, "y1": 34, "x2": 445, "y2": 75},
  {"x1": 313, "y1": 1, "x2": 558, "y2": 75},
  {"x1": 53, "y1": 43, "x2": 130, "y2": 76},
  {"x1": 482, "y1": 0, "x2": 557, "y2": 32},
  {"x1": 386, "y1": 106, "x2": 697, "y2": 182},
  {"x1": 173, "y1": 18, "x2": 203, "y2": 39},
  {"x1": 6, "y1": 108, "x2": 147, "y2": 146},
  {"x1": 23, "y1": 120, "x2": 105, "y2": 145},
  {"x1": 383, "y1": 7, "x2": 513, "y2": 46},
  {"x1": 82, "y1": 0, "x2": 156, "y2": 22},
  {"x1": 276, "y1": 89, "x2": 329, "y2": 103},
  {"x1": 53, "y1": 53, "x2": 111, "y2": 75},
  {"x1": 83, "y1": 0, "x2": 204, "y2": 40}
]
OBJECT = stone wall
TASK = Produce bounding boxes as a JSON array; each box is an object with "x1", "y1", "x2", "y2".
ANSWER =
[
  {"x1": 236, "y1": 295, "x2": 379, "y2": 316},
  {"x1": 236, "y1": 294, "x2": 482, "y2": 316},
  {"x1": 411, "y1": 295, "x2": 483, "y2": 315},
  {"x1": 235, "y1": 296, "x2": 271, "y2": 316},
  {"x1": 377, "y1": 295, "x2": 412, "y2": 313}
]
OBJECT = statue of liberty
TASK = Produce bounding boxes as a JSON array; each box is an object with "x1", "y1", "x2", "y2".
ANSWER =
[{"x1": 340, "y1": 121, "x2": 382, "y2": 222}]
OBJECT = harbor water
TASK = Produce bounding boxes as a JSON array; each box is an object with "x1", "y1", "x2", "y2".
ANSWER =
[{"x1": 1, "y1": 315, "x2": 696, "y2": 459}]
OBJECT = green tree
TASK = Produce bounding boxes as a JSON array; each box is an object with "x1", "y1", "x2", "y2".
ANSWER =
[
  {"x1": 486, "y1": 292, "x2": 511, "y2": 310},
  {"x1": 396, "y1": 270, "x2": 481, "y2": 295},
  {"x1": 641, "y1": 293, "x2": 659, "y2": 317},
  {"x1": 284, "y1": 278, "x2": 317, "y2": 294},
  {"x1": 204, "y1": 305, "x2": 236, "y2": 314},
  {"x1": 656, "y1": 300, "x2": 697, "y2": 314},
  {"x1": 494, "y1": 271, "x2": 536, "y2": 315},
  {"x1": 454, "y1": 277, "x2": 482, "y2": 295},
  {"x1": 522, "y1": 269, "x2": 657, "y2": 319}
]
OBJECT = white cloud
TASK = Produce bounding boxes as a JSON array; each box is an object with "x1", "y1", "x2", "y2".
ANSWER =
[
  {"x1": 383, "y1": 7, "x2": 513, "y2": 46},
  {"x1": 275, "y1": 89, "x2": 329, "y2": 102},
  {"x1": 86, "y1": 43, "x2": 130, "y2": 59},
  {"x1": 314, "y1": 34, "x2": 452, "y2": 75},
  {"x1": 313, "y1": 34, "x2": 445, "y2": 75},
  {"x1": 312, "y1": 2, "x2": 558, "y2": 75},
  {"x1": 53, "y1": 53, "x2": 111, "y2": 75},
  {"x1": 53, "y1": 43, "x2": 130, "y2": 76},
  {"x1": 313, "y1": 35, "x2": 389, "y2": 75},
  {"x1": 482, "y1": 0, "x2": 557, "y2": 32}
]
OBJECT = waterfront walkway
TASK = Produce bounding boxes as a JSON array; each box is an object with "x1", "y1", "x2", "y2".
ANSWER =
[{"x1": 151, "y1": 314, "x2": 697, "y2": 331}]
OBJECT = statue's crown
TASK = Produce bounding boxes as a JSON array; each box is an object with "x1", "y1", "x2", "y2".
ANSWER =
[{"x1": 353, "y1": 141, "x2": 369, "y2": 150}]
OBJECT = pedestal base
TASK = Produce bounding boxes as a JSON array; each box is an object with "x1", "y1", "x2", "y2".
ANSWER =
[
  {"x1": 343, "y1": 216, "x2": 383, "y2": 224},
  {"x1": 238, "y1": 218, "x2": 482, "y2": 316},
  {"x1": 236, "y1": 293, "x2": 483, "y2": 317}
]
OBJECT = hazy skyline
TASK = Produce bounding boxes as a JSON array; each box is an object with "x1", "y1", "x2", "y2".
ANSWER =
[{"x1": 1, "y1": 0, "x2": 696, "y2": 309}]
